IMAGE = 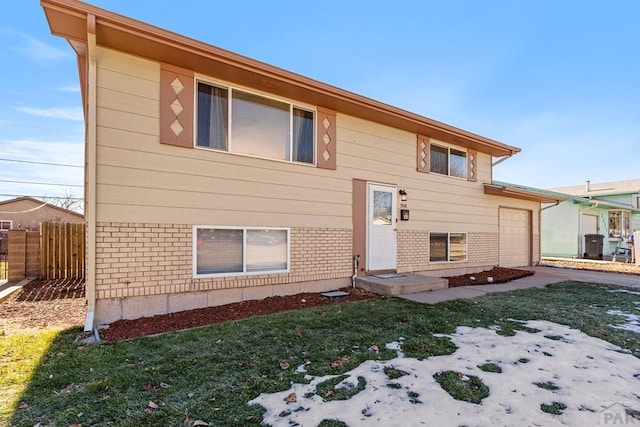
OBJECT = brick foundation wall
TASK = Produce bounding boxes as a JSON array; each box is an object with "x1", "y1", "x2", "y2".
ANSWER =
[
  {"x1": 397, "y1": 230, "x2": 428, "y2": 273},
  {"x1": 94, "y1": 222, "x2": 353, "y2": 300},
  {"x1": 397, "y1": 230, "x2": 499, "y2": 274}
]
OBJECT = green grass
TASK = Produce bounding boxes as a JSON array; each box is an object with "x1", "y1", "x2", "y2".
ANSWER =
[
  {"x1": 534, "y1": 381, "x2": 560, "y2": 391},
  {"x1": 541, "y1": 401, "x2": 567, "y2": 415},
  {"x1": 433, "y1": 371, "x2": 490, "y2": 404},
  {"x1": 478, "y1": 363, "x2": 502, "y2": 373},
  {"x1": 315, "y1": 375, "x2": 366, "y2": 401},
  {"x1": 2, "y1": 281, "x2": 640, "y2": 426}
]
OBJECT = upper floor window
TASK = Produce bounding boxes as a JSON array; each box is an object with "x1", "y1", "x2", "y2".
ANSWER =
[
  {"x1": 430, "y1": 144, "x2": 467, "y2": 179},
  {"x1": 608, "y1": 210, "x2": 630, "y2": 239},
  {"x1": 196, "y1": 81, "x2": 315, "y2": 164},
  {"x1": 429, "y1": 144, "x2": 467, "y2": 179}
]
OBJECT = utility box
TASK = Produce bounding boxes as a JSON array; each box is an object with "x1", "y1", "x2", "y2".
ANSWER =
[{"x1": 583, "y1": 234, "x2": 604, "y2": 260}]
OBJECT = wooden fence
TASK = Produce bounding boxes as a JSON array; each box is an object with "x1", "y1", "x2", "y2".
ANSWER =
[{"x1": 41, "y1": 222, "x2": 85, "y2": 279}]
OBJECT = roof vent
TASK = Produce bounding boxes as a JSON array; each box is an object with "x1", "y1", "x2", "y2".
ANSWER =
[{"x1": 585, "y1": 180, "x2": 591, "y2": 192}]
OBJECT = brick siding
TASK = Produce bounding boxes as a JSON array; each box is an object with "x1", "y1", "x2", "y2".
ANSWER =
[
  {"x1": 397, "y1": 230, "x2": 499, "y2": 273},
  {"x1": 94, "y1": 222, "x2": 352, "y2": 300}
]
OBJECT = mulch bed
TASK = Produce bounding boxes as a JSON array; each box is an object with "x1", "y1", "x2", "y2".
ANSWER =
[
  {"x1": 445, "y1": 267, "x2": 534, "y2": 287},
  {"x1": 100, "y1": 267, "x2": 532, "y2": 341},
  {"x1": 99, "y1": 287, "x2": 378, "y2": 342}
]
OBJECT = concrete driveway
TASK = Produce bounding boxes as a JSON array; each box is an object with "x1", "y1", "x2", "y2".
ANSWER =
[{"x1": 402, "y1": 266, "x2": 640, "y2": 304}]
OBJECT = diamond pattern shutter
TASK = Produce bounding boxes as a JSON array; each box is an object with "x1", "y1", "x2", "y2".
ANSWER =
[
  {"x1": 416, "y1": 135, "x2": 430, "y2": 173},
  {"x1": 316, "y1": 107, "x2": 337, "y2": 170},
  {"x1": 160, "y1": 64, "x2": 194, "y2": 148}
]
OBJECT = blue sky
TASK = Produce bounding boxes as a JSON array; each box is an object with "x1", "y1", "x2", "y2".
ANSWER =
[{"x1": 1, "y1": 1, "x2": 639, "y2": 208}]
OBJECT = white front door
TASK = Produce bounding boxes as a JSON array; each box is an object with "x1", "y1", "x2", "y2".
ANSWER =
[{"x1": 367, "y1": 183, "x2": 397, "y2": 271}]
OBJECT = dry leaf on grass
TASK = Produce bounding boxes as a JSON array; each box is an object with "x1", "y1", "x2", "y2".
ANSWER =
[
  {"x1": 160, "y1": 382, "x2": 171, "y2": 388},
  {"x1": 330, "y1": 355, "x2": 350, "y2": 368},
  {"x1": 142, "y1": 382, "x2": 156, "y2": 391},
  {"x1": 193, "y1": 421, "x2": 209, "y2": 426},
  {"x1": 279, "y1": 362, "x2": 290, "y2": 370}
]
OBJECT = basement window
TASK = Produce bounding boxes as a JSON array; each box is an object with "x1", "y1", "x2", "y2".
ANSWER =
[
  {"x1": 194, "y1": 226, "x2": 289, "y2": 277},
  {"x1": 430, "y1": 232, "x2": 467, "y2": 262}
]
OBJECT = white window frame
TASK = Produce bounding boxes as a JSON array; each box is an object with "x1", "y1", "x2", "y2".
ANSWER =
[
  {"x1": 193, "y1": 225, "x2": 290, "y2": 278},
  {"x1": 429, "y1": 232, "x2": 468, "y2": 263},
  {"x1": 608, "y1": 210, "x2": 631, "y2": 239},
  {"x1": 194, "y1": 77, "x2": 316, "y2": 166},
  {"x1": 430, "y1": 142, "x2": 468, "y2": 179},
  {"x1": 0, "y1": 220, "x2": 12, "y2": 230}
]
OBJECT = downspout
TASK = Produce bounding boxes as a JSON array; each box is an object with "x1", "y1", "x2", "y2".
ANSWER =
[
  {"x1": 491, "y1": 152, "x2": 514, "y2": 167},
  {"x1": 540, "y1": 201, "x2": 561, "y2": 211},
  {"x1": 83, "y1": 14, "x2": 97, "y2": 333}
]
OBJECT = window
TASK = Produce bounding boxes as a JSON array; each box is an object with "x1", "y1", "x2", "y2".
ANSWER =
[
  {"x1": 194, "y1": 226, "x2": 289, "y2": 276},
  {"x1": 608, "y1": 210, "x2": 630, "y2": 239},
  {"x1": 430, "y1": 232, "x2": 467, "y2": 262},
  {"x1": 430, "y1": 144, "x2": 467, "y2": 178},
  {"x1": 196, "y1": 81, "x2": 314, "y2": 164},
  {"x1": 0, "y1": 221, "x2": 11, "y2": 230}
]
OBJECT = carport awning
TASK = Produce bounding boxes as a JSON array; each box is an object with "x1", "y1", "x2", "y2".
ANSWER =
[{"x1": 484, "y1": 182, "x2": 566, "y2": 204}]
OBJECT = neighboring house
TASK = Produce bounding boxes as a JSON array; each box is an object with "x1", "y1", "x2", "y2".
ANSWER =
[
  {"x1": 0, "y1": 196, "x2": 84, "y2": 231},
  {"x1": 542, "y1": 180, "x2": 640, "y2": 259},
  {"x1": 42, "y1": 0, "x2": 561, "y2": 328}
]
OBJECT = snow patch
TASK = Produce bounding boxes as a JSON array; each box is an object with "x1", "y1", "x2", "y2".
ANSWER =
[
  {"x1": 607, "y1": 309, "x2": 640, "y2": 333},
  {"x1": 250, "y1": 320, "x2": 640, "y2": 426}
]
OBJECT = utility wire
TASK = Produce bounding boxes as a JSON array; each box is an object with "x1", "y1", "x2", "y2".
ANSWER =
[
  {"x1": 0, "y1": 179, "x2": 83, "y2": 188},
  {"x1": 0, "y1": 193, "x2": 84, "y2": 200},
  {"x1": 0, "y1": 158, "x2": 83, "y2": 168}
]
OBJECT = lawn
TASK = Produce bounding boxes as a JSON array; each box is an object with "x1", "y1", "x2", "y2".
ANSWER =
[{"x1": 2, "y1": 281, "x2": 640, "y2": 426}]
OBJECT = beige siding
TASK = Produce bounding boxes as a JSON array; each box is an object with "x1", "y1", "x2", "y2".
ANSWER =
[{"x1": 94, "y1": 47, "x2": 540, "y2": 266}]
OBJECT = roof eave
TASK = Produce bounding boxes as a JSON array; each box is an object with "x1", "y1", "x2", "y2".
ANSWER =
[
  {"x1": 41, "y1": 0, "x2": 520, "y2": 158},
  {"x1": 484, "y1": 183, "x2": 566, "y2": 204}
]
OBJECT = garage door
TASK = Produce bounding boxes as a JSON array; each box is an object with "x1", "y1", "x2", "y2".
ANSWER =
[{"x1": 499, "y1": 208, "x2": 531, "y2": 267}]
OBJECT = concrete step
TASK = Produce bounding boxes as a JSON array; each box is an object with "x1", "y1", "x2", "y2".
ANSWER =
[{"x1": 356, "y1": 273, "x2": 448, "y2": 296}]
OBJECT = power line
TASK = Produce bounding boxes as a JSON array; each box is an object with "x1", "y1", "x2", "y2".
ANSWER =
[
  {"x1": 0, "y1": 158, "x2": 83, "y2": 168},
  {"x1": 0, "y1": 179, "x2": 83, "y2": 188},
  {"x1": 0, "y1": 193, "x2": 84, "y2": 200}
]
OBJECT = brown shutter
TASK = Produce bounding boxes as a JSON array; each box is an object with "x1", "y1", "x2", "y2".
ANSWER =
[
  {"x1": 417, "y1": 135, "x2": 430, "y2": 173},
  {"x1": 467, "y1": 149, "x2": 478, "y2": 182},
  {"x1": 160, "y1": 64, "x2": 194, "y2": 148},
  {"x1": 316, "y1": 107, "x2": 337, "y2": 170}
]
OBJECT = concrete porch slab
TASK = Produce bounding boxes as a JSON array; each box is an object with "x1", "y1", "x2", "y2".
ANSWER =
[{"x1": 356, "y1": 273, "x2": 447, "y2": 296}]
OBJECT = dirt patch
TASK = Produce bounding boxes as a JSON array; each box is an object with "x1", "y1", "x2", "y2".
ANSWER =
[
  {"x1": 445, "y1": 267, "x2": 534, "y2": 287},
  {"x1": 0, "y1": 278, "x2": 86, "y2": 336},
  {"x1": 542, "y1": 259, "x2": 640, "y2": 275}
]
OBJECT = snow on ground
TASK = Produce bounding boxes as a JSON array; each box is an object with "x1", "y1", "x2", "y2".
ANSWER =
[
  {"x1": 608, "y1": 310, "x2": 640, "y2": 333},
  {"x1": 250, "y1": 320, "x2": 640, "y2": 426}
]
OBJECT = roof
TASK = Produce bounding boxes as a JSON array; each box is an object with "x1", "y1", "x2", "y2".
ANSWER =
[
  {"x1": 0, "y1": 196, "x2": 84, "y2": 218},
  {"x1": 41, "y1": 0, "x2": 521, "y2": 158},
  {"x1": 551, "y1": 179, "x2": 640, "y2": 197},
  {"x1": 484, "y1": 181, "x2": 566, "y2": 204}
]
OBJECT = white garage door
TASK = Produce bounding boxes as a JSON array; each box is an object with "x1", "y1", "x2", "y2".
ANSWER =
[{"x1": 499, "y1": 208, "x2": 531, "y2": 267}]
